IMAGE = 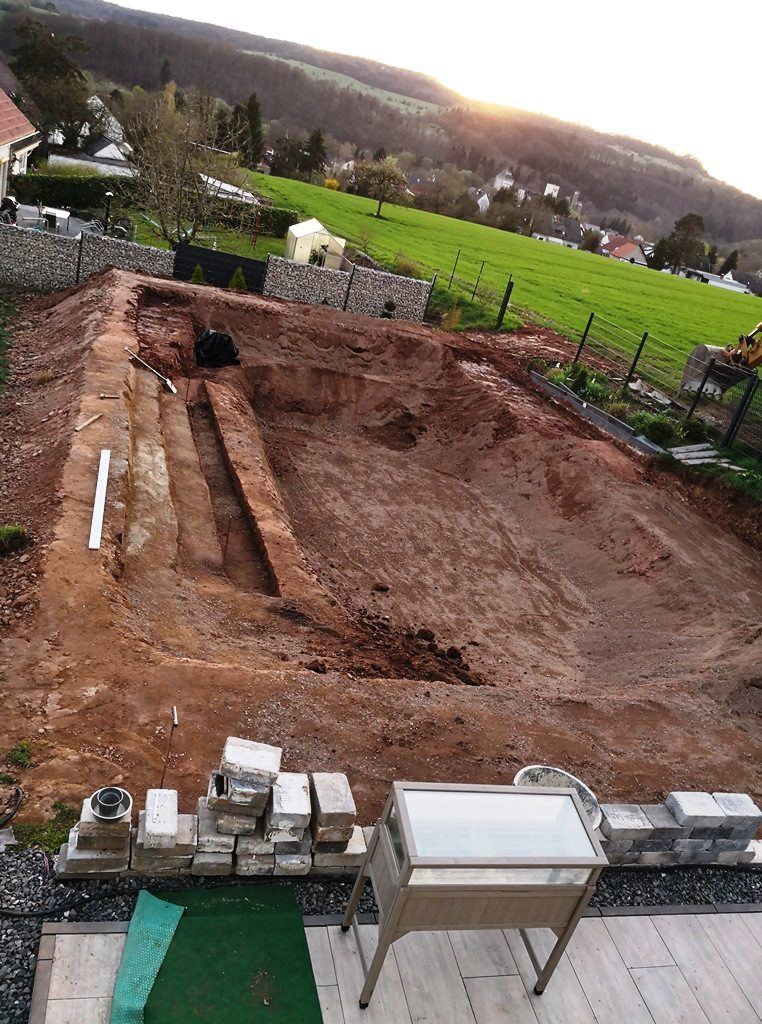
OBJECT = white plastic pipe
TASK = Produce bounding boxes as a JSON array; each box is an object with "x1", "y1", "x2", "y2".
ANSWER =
[{"x1": 88, "y1": 449, "x2": 111, "y2": 550}]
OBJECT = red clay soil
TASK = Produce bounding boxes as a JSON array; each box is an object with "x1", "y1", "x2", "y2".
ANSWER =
[{"x1": 1, "y1": 270, "x2": 760, "y2": 823}]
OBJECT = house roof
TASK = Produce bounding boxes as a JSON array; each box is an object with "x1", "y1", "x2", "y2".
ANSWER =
[
  {"x1": 0, "y1": 87, "x2": 37, "y2": 148},
  {"x1": 609, "y1": 242, "x2": 642, "y2": 260}
]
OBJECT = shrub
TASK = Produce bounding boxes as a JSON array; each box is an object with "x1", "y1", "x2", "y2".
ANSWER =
[
  {"x1": 441, "y1": 306, "x2": 461, "y2": 331},
  {"x1": 680, "y1": 417, "x2": 711, "y2": 444},
  {"x1": 324, "y1": 178, "x2": 340, "y2": 190},
  {"x1": 526, "y1": 357, "x2": 548, "y2": 374},
  {"x1": 0, "y1": 523, "x2": 29, "y2": 555},
  {"x1": 227, "y1": 267, "x2": 248, "y2": 291},
  {"x1": 392, "y1": 256, "x2": 420, "y2": 279},
  {"x1": 10, "y1": 173, "x2": 137, "y2": 209},
  {"x1": 577, "y1": 379, "x2": 609, "y2": 405},
  {"x1": 545, "y1": 367, "x2": 568, "y2": 386},
  {"x1": 380, "y1": 299, "x2": 396, "y2": 319},
  {"x1": 629, "y1": 411, "x2": 678, "y2": 446},
  {"x1": 190, "y1": 263, "x2": 206, "y2": 285},
  {"x1": 605, "y1": 400, "x2": 632, "y2": 421}
]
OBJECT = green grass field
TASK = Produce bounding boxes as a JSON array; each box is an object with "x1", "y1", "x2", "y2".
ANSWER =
[
  {"x1": 248, "y1": 172, "x2": 761, "y2": 377},
  {"x1": 132, "y1": 214, "x2": 285, "y2": 262}
]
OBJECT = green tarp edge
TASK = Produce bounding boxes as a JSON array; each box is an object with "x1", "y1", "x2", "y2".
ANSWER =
[{"x1": 110, "y1": 890, "x2": 185, "y2": 1024}]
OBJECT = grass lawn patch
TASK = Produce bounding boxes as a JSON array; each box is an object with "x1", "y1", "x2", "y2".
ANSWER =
[
  {"x1": 131, "y1": 213, "x2": 285, "y2": 261},
  {"x1": 11, "y1": 802, "x2": 79, "y2": 852}
]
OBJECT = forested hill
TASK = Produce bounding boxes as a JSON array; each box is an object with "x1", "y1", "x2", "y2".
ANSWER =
[{"x1": 2, "y1": 0, "x2": 761, "y2": 246}]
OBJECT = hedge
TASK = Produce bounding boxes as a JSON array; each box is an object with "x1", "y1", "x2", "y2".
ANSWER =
[
  {"x1": 11, "y1": 173, "x2": 298, "y2": 237},
  {"x1": 10, "y1": 173, "x2": 139, "y2": 209}
]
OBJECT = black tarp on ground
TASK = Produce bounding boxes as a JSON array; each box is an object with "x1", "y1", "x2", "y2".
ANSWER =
[{"x1": 195, "y1": 329, "x2": 240, "y2": 367}]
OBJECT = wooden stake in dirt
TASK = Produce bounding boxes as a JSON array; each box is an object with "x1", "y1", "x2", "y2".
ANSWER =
[
  {"x1": 75, "y1": 413, "x2": 102, "y2": 432},
  {"x1": 88, "y1": 449, "x2": 111, "y2": 550}
]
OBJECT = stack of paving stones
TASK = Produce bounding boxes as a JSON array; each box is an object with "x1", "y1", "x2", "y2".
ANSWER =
[
  {"x1": 310, "y1": 772, "x2": 366, "y2": 877},
  {"x1": 56, "y1": 798, "x2": 132, "y2": 878},
  {"x1": 599, "y1": 791, "x2": 761, "y2": 866},
  {"x1": 130, "y1": 789, "x2": 198, "y2": 876}
]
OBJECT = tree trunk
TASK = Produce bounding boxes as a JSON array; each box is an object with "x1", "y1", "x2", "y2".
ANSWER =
[{"x1": 375, "y1": 197, "x2": 383, "y2": 218}]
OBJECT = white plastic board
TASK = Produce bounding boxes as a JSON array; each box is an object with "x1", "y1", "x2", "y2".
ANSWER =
[{"x1": 88, "y1": 449, "x2": 111, "y2": 550}]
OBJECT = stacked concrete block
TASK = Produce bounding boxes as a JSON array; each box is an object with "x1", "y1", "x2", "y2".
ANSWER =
[
  {"x1": 274, "y1": 836, "x2": 312, "y2": 876},
  {"x1": 265, "y1": 773, "x2": 311, "y2": 842},
  {"x1": 130, "y1": 804, "x2": 197, "y2": 876},
  {"x1": 56, "y1": 798, "x2": 131, "y2": 878},
  {"x1": 599, "y1": 792, "x2": 761, "y2": 867},
  {"x1": 312, "y1": 826, "x2": 368, "y2": 876},
  {"x1": 308, "y1": 772, "x2": 364, "y2": 874}
]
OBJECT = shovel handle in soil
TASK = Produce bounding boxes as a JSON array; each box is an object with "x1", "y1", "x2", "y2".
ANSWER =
[{"x1": 124, "y1": 347, "x2": 178, "y2": 394}]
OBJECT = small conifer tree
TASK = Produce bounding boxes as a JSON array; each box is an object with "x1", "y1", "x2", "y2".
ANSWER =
[
  {"x1": 228, "y1": 266, "x2": 247, "y2": 291},
  {"x1": 190, "y1": 263, "x2": 206, "y2": 284}
]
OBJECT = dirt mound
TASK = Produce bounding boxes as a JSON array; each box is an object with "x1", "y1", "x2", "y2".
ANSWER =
[{"x1": 1, "y1": 271, "x2": 760, "y2": 821}]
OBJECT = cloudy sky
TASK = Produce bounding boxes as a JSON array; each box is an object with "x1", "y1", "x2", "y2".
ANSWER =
[{"x1": 111, "y1": 0, "x2": 761, "y2": 200}]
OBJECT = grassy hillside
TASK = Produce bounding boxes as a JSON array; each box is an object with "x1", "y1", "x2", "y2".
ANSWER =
[{"x1": 251, "y1": 173, "x2": 762, "y2": 376}]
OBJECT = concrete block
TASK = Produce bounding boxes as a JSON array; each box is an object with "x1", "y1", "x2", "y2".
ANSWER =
[
  {"x1": 274, "y1": 836, "x2": 311, "y2": 856},
  {"x1": 235, "y1": 853, "x2": 275, "y2": 876},
  {"x1": 709, "y1": 838, "x2": 754, "y2": 853},
  {"x1": 678, "y1": 850, "x2": 715, "y2": 865},
  {"x1": 313, "y1": 826, "x2": 366, "y2": 868},
  {"x1": 637, "y1": 851, "x2": 682, "y2": 865},
  {"x1": 711, "y1": 793, "x2": 762, "y2": 830},
  {"x1": 77, "y1": 798, "x2": 131, "y2": 838},
  {"x1": 310, "y1": 865, "x2": 360, "y2": 877},
  {"x1": 714, "y1": 851, "x2": 741, "y2": 865},
  {"x1": 144, "y1": 789, "x2": 178, "y2": 849},
  {"x1": 312, "y1": 823, "x2": 354, "y2": 844},
  {"x1": 629, "y1": 839, "x2": 673, "y2": 853},
  {"x1": 730, "y1": 825, "x2": 760, "y2": 842},
  {"x1": 600, "y1": 805, "x2": 653, "y2": 841},
  {"x1": 673, "y1": 839, "x2": 711, "y2": 852},
  {"x1": 191, "y1": 851, "x2": 233, "y2": 876},
  {"x1": 207, "y1": 772, "x2": 265, "y2": 817},
  {"x1": 56, "y1": 830, "x2": 129, "y2": 876},
  {"x1": 227, "y1": 776, "x2": 271, "y2": 812},
  {"x1": 236, "y1": 818, "x2": 275, "y2": 855},
  {"x1": 605, "y1": 850, "x2": 641, "y2": 865},
  {"x1": 136, "y1": 812, "x2": 197, "y2": 856},
  {"x1": 640, "y1": 804, "x2": 689, "y2": 840},
  {"x1": 268, "y1": 772, "x2": 311, "y2": 831},
  {"x1": 745, "y1": 840, "x2": 762, "y2": 865},
  {"x1": 311, "y1": 773, "x2": 356, "y2": 828},
  {"x1": 75, "y1": 831, "x2": 131, "y2": 851},
  {"x1": 220, "y1": 737, "x2": 281, "y2": 785},
  {"x1": 196, "y1": 797, "x2": 236, "y2": 854},
  {"x1": 215, "y1": 811, "x2": 262, "y2": 836},
  {"x1": 665, "y1": 792, "x2": 726, "y2": 828},
  {"x1": 131, "y1": 845, "x2": 192, "y2": 873},
  {"x1": 690, "y1": 826, "x2": 733, "y2": 840},
  {"x1": 264, "y1": 824, "x2": 305, "y2": 843},
  {"x1": 273, "y1": 853, "x2": 311, "y2": 876},
  {"x1": 600, "y1": 838, "x2": 633, "y2": 854},
  {"x1": 312, "y1": 839, "x2": 350, "y2": 854}
]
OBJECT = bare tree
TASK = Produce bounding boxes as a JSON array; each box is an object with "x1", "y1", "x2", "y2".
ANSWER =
[{"x1": 123, "y1": 90, "x2": 248, "y2": 247}]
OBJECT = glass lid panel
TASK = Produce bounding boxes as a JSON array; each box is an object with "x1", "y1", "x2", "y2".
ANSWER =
[{"x1": 402, "y1": 790, "x2": 595, "y2": 859}]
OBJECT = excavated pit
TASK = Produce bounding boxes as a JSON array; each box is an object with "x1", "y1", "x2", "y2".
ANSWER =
[{"x1": 1, "y1": 269, "x2": 761, "y2": 820}]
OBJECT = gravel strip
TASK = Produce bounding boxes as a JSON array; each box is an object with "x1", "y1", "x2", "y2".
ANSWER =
[{"x1": 1, "y1": 849, "x2": 760, "y2": 1024}]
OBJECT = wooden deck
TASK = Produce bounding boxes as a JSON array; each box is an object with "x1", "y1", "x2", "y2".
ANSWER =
[{"x1": 31, "y1": 912, "x2": 762, "y2": 1024}]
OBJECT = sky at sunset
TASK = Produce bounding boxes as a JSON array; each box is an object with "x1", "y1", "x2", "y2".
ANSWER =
[{"x1": 110, "y1": 0, "x2": 761, "y2": 201}]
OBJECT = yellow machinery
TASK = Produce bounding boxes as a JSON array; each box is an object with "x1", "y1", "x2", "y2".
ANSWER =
[{"x1": 680, "y1": 321, "x2": 762, "y2": 396}]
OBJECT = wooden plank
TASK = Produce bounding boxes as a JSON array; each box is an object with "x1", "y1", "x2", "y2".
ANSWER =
[
  {"x1": 564, "y1": 918, "x2": 653, "y2": 1024},
  {"x1": 652, "y1": 914, "x2": 758, "y2": 1024},
  {"x1": 306, "y1": 927, "x2": 337, "y2": 987},
  {"x1": 393, "y1": 930, "x2": 476, "y2": 1024},
  {"x1": 504, "y1": 928, "x2": 598, "y2": 1024},
  {"x1": 318, "y1": 985, "x2": 345, "y2": 1024},
  {"x1": 87, "y1": 449, "x2": 111, "y2": 550},
  {"x1": 75, "y1": 413, "x2": 102, "y2": 432},
  {"x1": 43, "y1": 997, "x2": 113, "y2": 1024},
  {"x1": 604, "y1": 916, "x2": 675, "y2": 968},
  {"x1": 465, "y1": 975, "x2": 540, "y2": 1024},
  {"x1": 631, "y1": 965, "x2": 711, "y2": 1024},
  {"x1": 327, "y1": 925, "x2": 411, "y2": 1024},
  {"x1": 698, "y1": 914, "x2": 762, "y2": 1017},
  {"x1": 47, "y1": 935, "x2": 125, "y2": 1000},
  {"x1": 448, "y1": 929, "x2": 518, "y2": 978},
  {"x1": 27, "y1": 959, "x2": 52, "y2": 1024}
]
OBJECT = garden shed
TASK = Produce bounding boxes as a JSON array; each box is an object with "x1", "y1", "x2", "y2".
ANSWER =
[{"x1": 284, "y1": 217, "x2": 346, "y2": 269}]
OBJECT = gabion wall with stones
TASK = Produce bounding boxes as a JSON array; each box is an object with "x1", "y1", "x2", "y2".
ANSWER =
[
  {"x1": 0, "y1": 223, "x2": 79, "y2": 291},
  {"x1": 345, "y1": 265, "x2": 432, "y2": 321},
  {"x1": 263, "y1": 256, "x2": 348, "y2": 309},
  {"x1": 0, "y1": 223, "x2": 173, "y2": 293},
  {"x1": 263, "y1": 255, "x2": 433, "y2": 321},
  {"x1": 80, "y1": 233, "x2": 174, "y2": 280}
]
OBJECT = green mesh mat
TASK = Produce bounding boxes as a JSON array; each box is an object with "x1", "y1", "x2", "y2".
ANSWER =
[
  {"x1": 144, "y1": 885, "x2": 323, "y2": 1023},
  {"x1": 110, "y1": 891, "x2": 185, "y2": 1024}
]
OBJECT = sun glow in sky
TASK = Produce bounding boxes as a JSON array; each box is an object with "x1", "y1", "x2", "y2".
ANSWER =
[{"x1": 111, "y1": 0, "x2": 761, "y2": 202}]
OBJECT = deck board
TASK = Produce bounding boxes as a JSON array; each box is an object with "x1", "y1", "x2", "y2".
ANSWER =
[
  {"x1": 307, "y1": 928, "x2": 338, "y2": 987},
  {"x1": 504, "y1": 928, "x2": 598, "y2": 1024},
  {"x1": 448, "y1": 930, "x2": 518, "y2": 978},
  {"x1": 698, "y1": 914, "x2": 762, "y2": 1018},
  {"x1": 652, "y1": 914, "x2": 759, "y2": 1024},
  {"x1": 564, "y1": 918, "x2": 654, "y2": 1024},
  {"x1": 604, "y1": 915, "x2": 675, "y2": 968},
  {"x1": 393, "y1": 930, "x2": 477, "y2": 1024},
  {"x1": 328, "y1": 925, "x2": 412, "y2": 1024},
  {"x1": 630, "y1": 965, "x2": 711, "y2": 1024},
  {"x1": 464, "y1": 975, "x2": 540, "y2": 1024}
]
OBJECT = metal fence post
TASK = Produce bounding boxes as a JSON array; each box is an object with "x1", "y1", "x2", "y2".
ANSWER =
[
  {"x1": 423, "y1": 273, "x2": 437, "y2": 320},
  {"x1": 471, "y1": 260, "x2": 485, "y2": 301},
  {"x1": 722, "y1": 375, "x2": 759, "y2": 448},
  {"x1": 495, "y1": 276, "x2": 514, "y2": 329},
  {"x1": 342, "y1": 263, "x2": 356, "y2": 311},
  {"x1": 448, "y1": 248, "x2": 461, "y2": 290},
  {"x1": 686, "y1": 357, "x2": 716, "y2": 419},
  {"x1": 75, "y1": 232, "x2": 85, "y2": 284},
  {"x1": 623, "y1": 331, "x2": 648, "y2": 388},
  {"x1": 573, "y1": 313, "x2": 594, "y2": 364}
]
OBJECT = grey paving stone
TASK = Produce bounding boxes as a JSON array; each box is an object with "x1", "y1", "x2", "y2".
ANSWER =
[
  {"x1": 136, "y1": 812, "x2": 197, "y2": 856},
  {"x1": 206, "y1": 772, "x2": 266, "y2": 817},
  {"x1": 235, "y1": 853, "x2": 275, "y2": 876},
  {"x1": 196, "y1": 797, "x2": 236, "y2": 853},
  {"x1": 191, "y1": 851, "x2": 233, "y2": 876},
  {"x1": 220, "y1": 737, "x2": 281, "y2": 785},
  {"x1": 236, "y1": 819, "x2": 275, "y2": 855},
  {"x1": 665, "y1": 791, "x2": 726, "y2": 828},
  {"x1": 636, "y1": 851, "x2": 682, "y2": 865},
  {"x1": 711, "y1": 792, "x2": 762, "y2": 829},
  {"x1": 673, "y1": 838, "x2": 711, "y2": 852},
  {"x1": 77, "y1": 798, "x2": 132, "y2": 839},
  {"x1": 640, "y1": 804, "x2": 689, "y2": 839},
  {"x1": 312, "y1": 826, "x2": 366, "y2": 868},
  {"x1": 268, "y1": 772, "x2": 311, "y2": 830},
  {"x1": 600, "y1": 804, "x2": 653, "y2": 840},
  {"x1": 144, "y1": 789, "x2": 178, "y2": 849},
  {"x1": 310, "y1": 773, "x2": 356, "y2": 828}
]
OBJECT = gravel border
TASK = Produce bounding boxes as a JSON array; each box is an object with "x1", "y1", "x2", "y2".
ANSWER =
[{"x1": 1, "y1": 850, "x2": 760, "y2": 1024}]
